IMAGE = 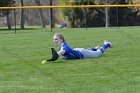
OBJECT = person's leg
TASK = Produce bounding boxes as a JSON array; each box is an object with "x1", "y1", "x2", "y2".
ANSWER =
[
  {"x1": 87, "y1": 46, "x2": 99, "y2": 51},
  {"x1": 99, "y1": 40, "x2": 112, "y2": 53},
  {"x1": 74, "y1": 48, "x2": 102, "y2": 58}
]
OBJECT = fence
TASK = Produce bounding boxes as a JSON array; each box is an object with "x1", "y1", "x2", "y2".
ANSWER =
[{"x1": 0, "y1": 4, "x2": 140, "y2": 32}]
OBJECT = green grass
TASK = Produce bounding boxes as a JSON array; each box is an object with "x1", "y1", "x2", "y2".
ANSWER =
[{"x1": 0, "y1": 27, "x2": 140, "y2": 93}]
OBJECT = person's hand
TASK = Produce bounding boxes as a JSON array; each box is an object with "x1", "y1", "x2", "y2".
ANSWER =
[{"x1": 47, "y1": 48, "x2": 59, "y2": 61}]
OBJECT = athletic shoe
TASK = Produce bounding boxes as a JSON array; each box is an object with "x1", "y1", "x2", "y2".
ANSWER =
[{"x1": 104, "y1": 40, "x2": 112, "y2": 48}]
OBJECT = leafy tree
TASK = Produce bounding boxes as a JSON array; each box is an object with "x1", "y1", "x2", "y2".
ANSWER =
[
  {"x1": 0, "y1": 0, "x2": 15, "y2": 7},
  {"x1": 101, "y1": 0, "x2": 140, "y2": 26},
  {"x1": 0, "y1": 0, "x2": 15, "y2": 16},
  {"x1": 60, "y1": 0, "x2": 140, "y2": 27},
  {"x1": 0, "y1": 0, "x2": 15, "y2": 29},
  {"x1": 61, "y1": 0, "x2": 105, "y2": 27}
]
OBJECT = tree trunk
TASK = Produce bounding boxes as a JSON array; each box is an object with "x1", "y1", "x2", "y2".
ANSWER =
[
  {"x1": 50, "y1": 0, "x2": 55, "y2": 28},
  {"x1": 105, "y1": 7, "x2": 109, "y2": 28},
  {"x1": 34, "y1": 0, "x2": 46, "y2": 28},
  {"x1": 6, "y1": 14, "x2": 11, "y2": 30},
  {"x1": 20, "y1": 0, "x2": 25, "y2": 29},
  {"x1": 105, "y1": 0, "x2": 109, "y2": 28}
]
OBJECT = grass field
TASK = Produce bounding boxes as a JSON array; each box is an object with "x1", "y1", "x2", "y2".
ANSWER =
[{"x1": 0, "y1": 27, "x2": 140, "y2": 93}]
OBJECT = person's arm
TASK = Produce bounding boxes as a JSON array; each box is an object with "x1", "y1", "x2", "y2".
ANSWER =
[
  {"x1": 47, "y1": 48, "x2": 59, "y2": 61},
  {"x1": 47, "y1": 47, "x2": 66, "y2": 61},
  {"x1": 57, "y1": 47, "x2": 66, "y2": 56}
]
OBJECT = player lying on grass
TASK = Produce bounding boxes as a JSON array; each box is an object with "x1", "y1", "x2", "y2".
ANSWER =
[{"x1": 47, "y1": 33, "x2": 112, "y2": 61}]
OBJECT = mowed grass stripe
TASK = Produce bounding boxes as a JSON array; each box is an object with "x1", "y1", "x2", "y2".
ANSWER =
[{"x1": 0, "y1": 27, "x2": 139, "y2": 93}]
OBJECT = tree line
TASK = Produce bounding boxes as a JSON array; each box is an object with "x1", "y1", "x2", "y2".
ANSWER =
[
  {"x1": 0, "y1": 0, "x2": 57, "y2": 29},
  {"x1": 59, "y1": 0, "x2": 140, "y2": 27},
  {"x1": 0, "y1": 0, "x2": 140, "y2": 29}
]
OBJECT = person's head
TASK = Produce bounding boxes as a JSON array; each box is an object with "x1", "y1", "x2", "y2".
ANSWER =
[{"x1": 53, "y1": 33, "x2": 65, "y2": 46}]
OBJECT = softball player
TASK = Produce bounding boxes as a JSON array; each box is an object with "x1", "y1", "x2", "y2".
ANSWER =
[{"x1": 47, "y1": 33, "x2": 112, "y2": 61}]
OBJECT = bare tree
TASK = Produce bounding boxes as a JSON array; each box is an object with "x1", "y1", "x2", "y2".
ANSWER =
[
  {"x1": 34, "y1": 0, "x2": 46, "y2": 28},
  {"x1": 49, "y1": 0, "x2": 55, "y2": 28},
  {"x1": 6, "y1": 13, "x2": 12, "y2": 29},
  {"x1": 20, "y1": 0, "x2": 25, "y2": 29}
]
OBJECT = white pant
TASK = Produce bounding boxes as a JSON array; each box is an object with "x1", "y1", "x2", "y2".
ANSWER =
[{"x1": 74, "y1": 48, "x2": 102, "y2": 58}]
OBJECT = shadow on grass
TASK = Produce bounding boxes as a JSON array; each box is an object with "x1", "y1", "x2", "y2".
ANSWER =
[
  {"x1": 0, "y1": 28, "x2": 41, "y2": 31},
  {"x1": 48, "y1": 58, "x2": 87, "y2": 63},
  {"x1": 48, "y1": 60, "x2": 67, "y2": 63},
  {"x1": 0, "y1": 27, "x2": 49, "y2": 34}
]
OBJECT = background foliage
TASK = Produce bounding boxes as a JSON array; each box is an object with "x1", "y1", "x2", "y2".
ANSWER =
[
  {"x1": 0, "y1": 0, "x2": 15, "y2": 16},
  {"x1": 0, "y1": 0, "x2": 140, "y2": 28},
  {"x1": 60, "y1": 0, "x2": 140, "y2": 27}
]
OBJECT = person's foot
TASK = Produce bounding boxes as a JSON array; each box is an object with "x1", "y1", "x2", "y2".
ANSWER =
[{"x1": 104, "y1": 40, "x2": 112, "y2": 48}]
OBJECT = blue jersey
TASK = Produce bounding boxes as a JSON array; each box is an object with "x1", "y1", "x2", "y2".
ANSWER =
[{"x1": 58, "y1": 42, "x2": 84, "y2": 59}]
